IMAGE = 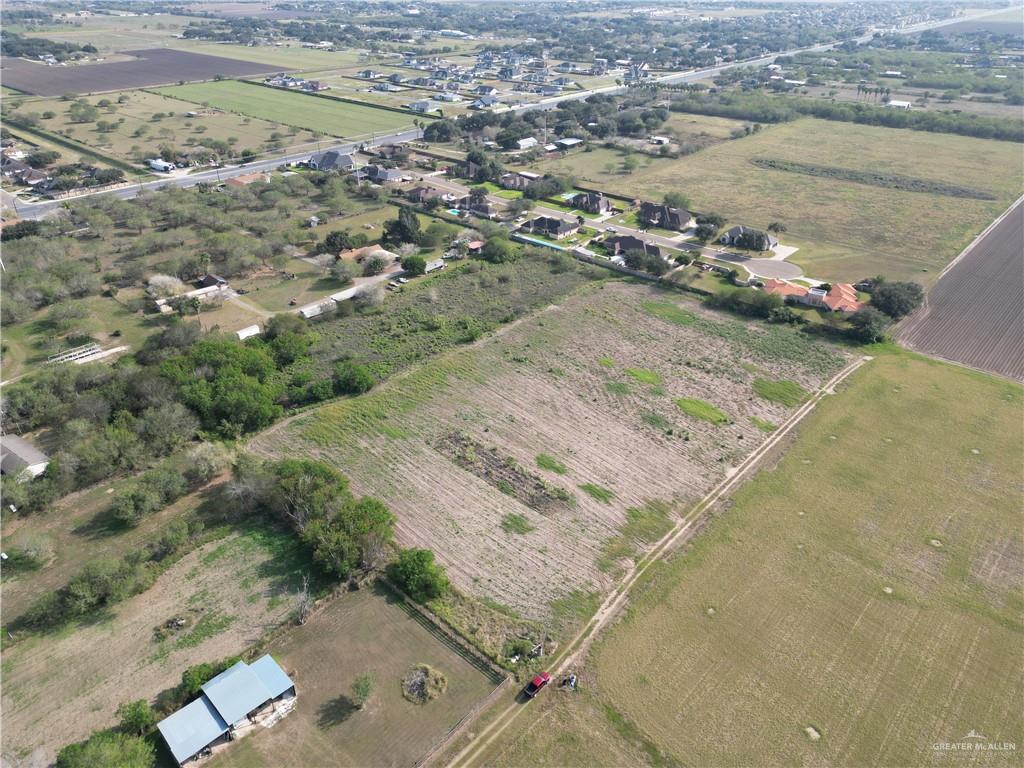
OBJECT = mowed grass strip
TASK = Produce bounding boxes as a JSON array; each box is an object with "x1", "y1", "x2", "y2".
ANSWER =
[
  {"x1": 594, "y1": 351, "x2": 1024, "y2": 766},
  {"x1": 154, "y1": 80, "x2": 415, "y2": 138},
  {"x1": 675, "y1": 397, "x2": 729, "y2": 424},
  {"x1": 752, "y1": 377, "x2": 807, "y2": 407}
]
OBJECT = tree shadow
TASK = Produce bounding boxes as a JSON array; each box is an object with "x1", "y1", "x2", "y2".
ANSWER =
[{"x1": 317, "y1": 695, "x2": 356, "y2": 729}]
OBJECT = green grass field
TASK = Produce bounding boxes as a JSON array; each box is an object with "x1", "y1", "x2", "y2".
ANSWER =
[
  {"x1": 582, "y1": 349, "x2": 1023, "y2": 766},
  {"x1": 18, "y1": 89, "x2": 306, "y2": 165},
  {"x1": 621, "y1": 118, "x2": 1024, "y2": 284},
  {"x1": 154, "y1": 80, "x2": 416, "y2": 139}
]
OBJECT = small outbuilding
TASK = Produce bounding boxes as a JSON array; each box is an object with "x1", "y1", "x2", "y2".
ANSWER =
[{"x1": 0, "y1": 435, "x2": 50, "y2": 481}]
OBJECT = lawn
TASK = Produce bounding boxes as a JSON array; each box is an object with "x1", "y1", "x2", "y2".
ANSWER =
[
  {"x1": 517, "y1": 146, "x2": 671, "y2": 188},
  {"x1": 212, "y1": 583, "x2": 502, "y2": 768},
  {"x1": 622, "y1": 118, "x2": 1024, "y2": 284},
  {"x1": 584, "y1": 349, "x2": 1024, "y2": 766},
  {"x1": 154, "y1": 80, "x2": 417, "y2": 139}
]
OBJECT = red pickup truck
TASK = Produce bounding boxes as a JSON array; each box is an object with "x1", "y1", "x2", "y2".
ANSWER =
[{"x1": 524, "y1": 672, "x2": 551, "y2": 698}]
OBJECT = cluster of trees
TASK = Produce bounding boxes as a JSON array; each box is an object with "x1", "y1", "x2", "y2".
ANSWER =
[
  {"x1": 18, "y1": 514, "x2": 206, "y2": 631},
  {"x1": 694, "y1": 213, "x2": 725, "y2": 242},
  {"x1": 230, "y1": 457, "x2": 395, "y2": 579},
  {"x1": 622, "y1": 248, "x2": 671, "y2": 276},
  {"x1": 664, "y1": 90, "x2": 1024, "y2": 143},
  {"x1": 0, "y1": 30, "x2": 96, "y2": 59}
]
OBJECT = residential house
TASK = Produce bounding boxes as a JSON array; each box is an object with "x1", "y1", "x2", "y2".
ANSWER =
[
  {"x1": 819, "y1": 283, "x2": 864, "y2": 313},
  {"x1": 499, "y1": 170, "x2": 541, "y2": 190},
  {"x1": 719, "y1": 225, "x2": 778, "y2": 250},
  {"x1": 434, "y1": 92, "x2": 462, "y2": 102},
  {"x1": 407, "y1": 100, "x2": 435, "y2": 113},
  {"x1": 358, "y1": 69, "x2": 382, "y2": 78},
  {"x1": 761, "y1": 277, "x2": 808, "y2": 301},
  {"x1": 225, "y1": 171, "x2": 270, "y2": 187},
  {"x1": 362, "y1": 165, "x2": 404, "y2": 183},
  {"x1": 0, "y1": 435, "x2": 50, "y2": 481},
  {"x1": 540, "y1": 85, "x2": 562, "y2": 96},
  {"x1": 388, "y1": 73, "x2": 407, "y2": 84},
  {"x1": 516, "y1": 137, "x2": 538, "y2": 150},
  {"x1": 569, "y1": 191, "x2": 612, "y2": 215},
  {"x1": 157, "y1": 656, "x2": 296, "y2": 767},
  {"x1": 638, "y1": 201, "x2": 691, "y2": 231},
  {"x1": 553, "y1": 76, "x2": 575, "y2": 87},
  {"x1": 470, "y1": 95, "x2": 501, "y2": 110},
  {"x1": 604, "y1": 234, "x2": 662, "y2": 259},
  {"x1": 523, "y1": 215, "x2": 579, "y2": 240},
  {"x1": 497, "y1": 65, "x2": 519, "y2": 80},
  {"x1": 474, "y1": 85, "x2": 498, "y2": 96},
  {"x1": 456, "y1": 194, "x2": 497, "y2": 218},
  {"x1": 555, "y1": 61, "x2": 576, "y2": 73},
  {"x1": 307, "y1": 150, "x2": 356, "y2": 172},
  {"x1": 406, "y1": 186, "x2": 444, "y2": 203},
  {"x1": 373, "y1": 82, "x2": 402, "y2": 92},
  {"x1": 762, "y1": 279, "x2": 864, "y2": 314}
]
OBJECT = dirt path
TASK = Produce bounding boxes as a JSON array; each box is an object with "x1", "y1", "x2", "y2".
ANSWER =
[{"x1": 440, "y1": 354, "x2": 873, "y2": 768}]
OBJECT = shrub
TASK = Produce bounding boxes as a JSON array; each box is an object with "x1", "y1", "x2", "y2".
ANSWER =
[
  {"x1": 333, "y1": 360, "x2": 375, "y2": 395},
  {"x1": 56, "y1": 731, "x2": 154, "y2": 768},
  {"x1": 390, "y1": 548, "x2": 449, "y2": 602}
]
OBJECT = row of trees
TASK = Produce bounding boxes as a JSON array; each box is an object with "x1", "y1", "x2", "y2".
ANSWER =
[{"x1": 662, "y1": 89, "x2": 1024, "y2": 143}]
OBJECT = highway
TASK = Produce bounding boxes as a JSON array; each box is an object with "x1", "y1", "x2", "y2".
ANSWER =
[{"x1": 7, "y1": 7, "x2": 1004, "y2": 221}]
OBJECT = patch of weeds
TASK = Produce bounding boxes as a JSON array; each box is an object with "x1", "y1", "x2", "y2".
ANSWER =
[
  {"x1": 598, "y1": 357, "x2": 616, "y2": 368},
  {"x1": 626, "y1": 368, "x2": 662, "y2": 386},
  {"x1": 501, "y1": 513, "x2": 536, "y2": 535},
  {"x1": 605, "y1": 381, "x2": 630, "y2": 395},
  {"x1": 175, "y1": 612, "x2": 236, "y2": 649},
  {"x1": 642, "y1": 411, "x2": 672, "y2": 431},
  {"x1": 496, "y1": 479, "x2": 515, "y2": 496},
  {"x1": 675, "y1": 397, "x2": 729, "y2": 424},
  {"x1": 550, "y1": 589, "x2": 601, "y2": 629},
  {"x1": 752, "y1": 378, "x2": 808, "y2": 407},
  {"x1": 641, "y1": 301, "x2": 696, "y2": 326},
  {"x1": 597, "y1": 500, "x2": 674, "y2": 574},
  {"x1": 580, "y1": 483, "x2": 615, "y2": 503},
  {"x1": 536, "y1": 453, "x2": 568, "y2": 474},
  {"x1": 750, "y1": 416, "x2": 777, "y2": 433}
]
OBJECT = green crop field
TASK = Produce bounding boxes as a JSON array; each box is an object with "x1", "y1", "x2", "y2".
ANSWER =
[
  {"x1": 620, "y1": 118, "x2": 1024, "y2": 284},
  {"x1": 154, "y1": 80, "x2": 417, "y2": 138},
  {"x1": 572, "y1": 350, "x2": 1023, "y2": 767}
]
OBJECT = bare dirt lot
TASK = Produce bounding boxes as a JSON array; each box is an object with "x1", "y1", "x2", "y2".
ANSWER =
[
  {"x1": 0, "y1": 49, "x2": 280, "y2": 96},
  {"x1": 213, "y1": 583, "x2": 502, "y2": 768},
  {"x1": 1, "y1": 529, "x2": 304, "y2": 764},
  {"x1": 251, "y1": 282, "x2": 847, "y2": 621},
  {"x1": 899, "y1": 200, "x2": 1024, "y2": 382}
]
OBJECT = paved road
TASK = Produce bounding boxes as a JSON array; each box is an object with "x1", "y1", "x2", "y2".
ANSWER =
[
  {"x1": 8, "y1": 9, "x2": 1000, "y2": 221},
  {"x1": 898, "y1": 197, "x2": 1024, "y2": 383}
]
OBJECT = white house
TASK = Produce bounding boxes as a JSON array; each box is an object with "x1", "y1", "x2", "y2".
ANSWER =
[{"x1": 516, "y1": 137, "x2": 538, "y2": 150}]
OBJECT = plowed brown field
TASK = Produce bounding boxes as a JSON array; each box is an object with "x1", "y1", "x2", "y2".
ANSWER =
[{"x1": 252, "y1": 283, "x2": 847, "y2": 620}]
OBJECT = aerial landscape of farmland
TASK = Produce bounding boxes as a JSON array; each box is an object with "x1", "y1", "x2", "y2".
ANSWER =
[{"x1": 0, "y1": 1, "x2": 1021, "y2": 767}]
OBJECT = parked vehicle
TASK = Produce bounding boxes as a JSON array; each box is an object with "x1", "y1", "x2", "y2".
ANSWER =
[{"x1": 524, "y1": 672, "x2": 550, "y2": 698}]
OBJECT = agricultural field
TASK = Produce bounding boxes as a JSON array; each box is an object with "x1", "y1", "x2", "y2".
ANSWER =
[
  {"x1": 213, "y1": 584, "x2": 503, "y2": 768},
  {"x1": 169, "y1": 40, "x2": 372, "y2": 71},
  {"x1": 154, "y1": 80, "x2": 417, "y2": 139},
  {"x1": 900, "y1": 201, "x2": 1024, "y2": 382},
  {"x1": 2, "y1": 524, "x2": 311, "y2": 763},
  {"x1": 10, "y1": 14, "x2": 201, "y2": 51},
  {"x1": 487, "y1": 349, "x2": 1023, "y2": 767},
  {"x1": 516, "y1": 146, "x2": 672, "y2": 188},
  {"x1": 251, "y1": 281, "x2": 847, "y2": 622},
  {"x1": 0, "y1": 48, "x2": 280, "y2": 96},
  {"x1": 621, "y1": 118, "x2": 1024, "y2": 284},
  {"x1": 14, "y1": 89, "x2": 310, "y2": 165}
]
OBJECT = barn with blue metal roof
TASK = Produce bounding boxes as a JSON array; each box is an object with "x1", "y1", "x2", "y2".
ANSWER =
[{"x1": 156, "y1": 655, "x2": 296, "y2": 766}]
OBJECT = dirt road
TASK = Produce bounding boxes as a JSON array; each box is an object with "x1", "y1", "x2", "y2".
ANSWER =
[{"x1": 441, "y1": 354, "x2": 873, "y2": 768}]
